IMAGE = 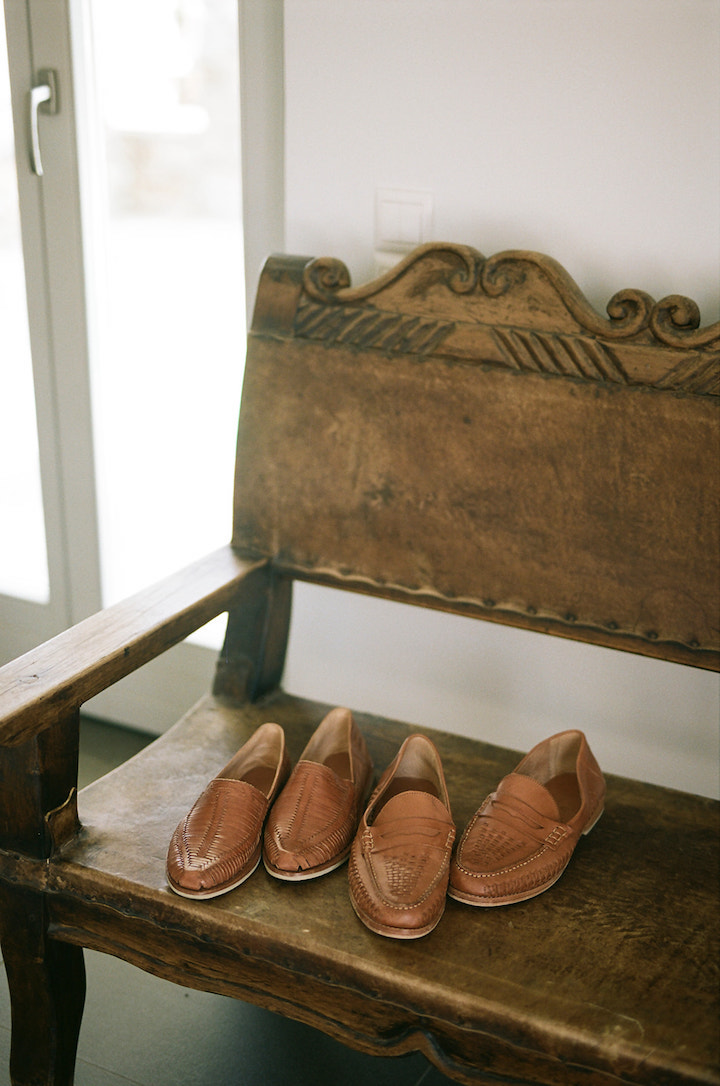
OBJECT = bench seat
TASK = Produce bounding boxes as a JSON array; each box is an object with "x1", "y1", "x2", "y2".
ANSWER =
[{"x1": 21, "y1": 690, "x2": 716, "y2": 1086}]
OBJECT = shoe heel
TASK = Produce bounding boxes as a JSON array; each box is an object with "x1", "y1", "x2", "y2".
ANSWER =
[{"x1": 582, "y1": 805, "x2": 604, "y2": 835}]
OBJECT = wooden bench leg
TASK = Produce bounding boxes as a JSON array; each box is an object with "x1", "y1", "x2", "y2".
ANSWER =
[{"x1": 0, "y1": 886, "x2": 85, "y2": 1086}]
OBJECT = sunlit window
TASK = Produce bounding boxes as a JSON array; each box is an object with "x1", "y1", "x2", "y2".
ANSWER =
[{"x1": 89, "y1": 0, "x2": 245, "y2": 622}]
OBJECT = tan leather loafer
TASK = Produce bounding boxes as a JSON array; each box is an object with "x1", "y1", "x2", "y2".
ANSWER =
[
  {"x1": 263, "y1": 707, "x2": 374, "y2": 881},
  {"x1": 449, "y1": 729, "x2": 605, "y2": 907},
  {"x1": 166, "y1": 721, "x2": 291, "y2": 899},
  {"x1": 348, "y1": 734, "x2": 456, "y2": 939}
]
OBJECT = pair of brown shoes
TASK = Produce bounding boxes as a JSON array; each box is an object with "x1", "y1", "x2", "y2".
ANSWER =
[
  {"x1": 166, "y1": 708, "x2": 373, "y2": 898},
  {"x1": 349, "y1": 728, "x2": 605, "y2": 938}
]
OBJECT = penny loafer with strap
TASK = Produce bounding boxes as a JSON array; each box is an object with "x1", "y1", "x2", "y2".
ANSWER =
[
  {"x1": 349, "y1": 733, "x2": 456, "y2": 940},
  {"x1": 263, "y1": 707, "x2": 374, "y2": 881},
  {"x1": 166, "y1": 721, "x2": 291, "y2": 899},
  {"x1": 449, "y1": 728, "x2": 605, "y2": 907}
]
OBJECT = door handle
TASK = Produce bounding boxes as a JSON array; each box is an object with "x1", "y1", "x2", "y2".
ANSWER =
[{"x1": 29, "y1": 69, "x2": 58, "y2": 177}]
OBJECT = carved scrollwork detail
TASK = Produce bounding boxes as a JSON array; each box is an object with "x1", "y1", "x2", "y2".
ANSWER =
[
  {"x1": 302, "y1": 243, "x2": 479, "y2": 304},
  {"x1": 650, "y1": 295, "x2": 720, "y2": 349},
  {"x1": 294, "y1": 298, "x2": 456, "y2": 357},
  {"x1": 302, "y1": 256, "x2": 352, "y2": 303},
  {"x1": 604, "y1": 288, "x2": 657, "y2": 337},
  {"x1": 490, "y1": 328, "x2": 628, "y2": 383},
  {"x1": 439, "y1": 243, "x2": 478, "y2": 294},
  {"x1": 654, "y1": 355, "x2": 720, "y2": 396},
  {"x1": 479, "y1": 251, "x2": 655, "y2": 340},
  {"x1": 297, "y1": 244, "x2": 718, "y2": 394}
]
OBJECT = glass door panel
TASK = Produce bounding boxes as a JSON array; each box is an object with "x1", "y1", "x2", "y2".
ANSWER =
[
  {"x1": 2, "y1": 0, "x2": 266, "y2": 725},
  {"x1": 88, "y1": 0, "x2": 245, "y2": 623},
  {"x1": 83, "y1": 0, "x2": 245, "y2": 728},
  {"x1": 0, "y1": 13, "x2": 49, "y2": 603}
]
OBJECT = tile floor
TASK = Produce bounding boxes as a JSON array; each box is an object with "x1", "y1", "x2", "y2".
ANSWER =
[{"x1": 0, "y1": 718, "x2": 457, "y2": 1086}]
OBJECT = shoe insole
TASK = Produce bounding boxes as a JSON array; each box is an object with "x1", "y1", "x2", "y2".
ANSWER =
[
  {"x1": 544, "y1": 772, "x2": 581, "y2": 822},
  {"x1": 376, "y1": 775, "x2": 439, "y2": 816},
  {"x1": 324, "y1": 751, "x2": 352, "y2": 780},
  {"x1": 241, "y1": 765, "x2": 278, "y2": 795}
]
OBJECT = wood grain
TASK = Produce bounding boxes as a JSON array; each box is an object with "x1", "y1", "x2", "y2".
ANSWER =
[
  {"x1": 41, "y1": 694, "x2": 720, "y2": 1086},
  {"x1": 0, "y1": 546, "x2": 264, "y2": 747}
]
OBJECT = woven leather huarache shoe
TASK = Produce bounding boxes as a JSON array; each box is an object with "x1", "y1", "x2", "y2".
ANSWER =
[
  {"x1": 263, "y1": 707, "x2": 374, "y2": 881},
  {"x1": 348, "y1": 734, "x2": 456, "y2": 940},
  {"x1": 449, "y1": 729, "x2": 605, "y2": 907},
  {"x1": 166, "y1": 721, "x2": 290, "y2": 899}
]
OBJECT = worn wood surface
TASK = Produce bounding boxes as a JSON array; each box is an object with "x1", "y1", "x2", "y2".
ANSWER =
[
  {"x1": 0, "y1": 546, "x2": 263, "y2": 748},
  {"x1": 235, "y1": 247, "x2": 719, "y2": 670},
  {"x1": 0, "y1": 710, "x2": 80, "y2": 858},
  {"x1": 29, "y1": 692, "x2": 718, "y2": 1086}
]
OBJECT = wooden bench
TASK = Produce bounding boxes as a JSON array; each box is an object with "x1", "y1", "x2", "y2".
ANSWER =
[{"x1": 0, "y1": 242, "x2": 718, "y2": 1085}]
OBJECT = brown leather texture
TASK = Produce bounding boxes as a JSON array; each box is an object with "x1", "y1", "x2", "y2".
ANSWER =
[
  {"x1": 349, "y1": 733, "x2": 456, "y2": 939},
  {"x1": 449, "y1": 729, "x2": 605, "y2": 906},
  {"x1": 166, "y1": 720, "x2": 290, "y2": 898},
  {"x1": 263, "y1": 707, "x2": 373, "y2": 880}
]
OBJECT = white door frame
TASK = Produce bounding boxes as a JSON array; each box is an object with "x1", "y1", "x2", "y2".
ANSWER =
[{"x1": 2, "y1": 0, "x2": 101, "y2": 663}]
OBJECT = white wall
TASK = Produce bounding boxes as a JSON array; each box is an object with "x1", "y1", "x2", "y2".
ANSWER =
[{"x1": 279, "y1": 0, "x2": 720, "y2": 798}]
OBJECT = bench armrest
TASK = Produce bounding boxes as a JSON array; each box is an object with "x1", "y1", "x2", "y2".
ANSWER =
[{"x1": 0, "y1": 546, "x2": 266, "y2": 748}]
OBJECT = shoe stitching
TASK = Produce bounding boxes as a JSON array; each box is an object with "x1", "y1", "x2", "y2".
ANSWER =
[
  {"x1": 282, "y1": 763, "x2": 354, "y2": 840},
  {"x1": 198, "y1": 784, "x2": 224, "y2": 859},
  {"x1": 544, "y1": 825, "x2": 569, "y2": 847},
  {"x1": 179, "y1": 783, "x2": 266, "y2": 872},
  {"x1": 455, "y1": 800, "x2": 576, "y2": 879},
  {"x1": 361, "y1": 828, "x2": 455, "y2": 909},
  {"x1": 266, "y1": 763, "x2": 362, "y2": 870},
  {"x1": 350, "y1": 865, "x2": 450, "y2": 914},
  {"x1": 454, "y1": 843, "x2": 555, "y2": 880},
  {"x1": 179, "y1": 785, "x2": 223, "y2": 869}
]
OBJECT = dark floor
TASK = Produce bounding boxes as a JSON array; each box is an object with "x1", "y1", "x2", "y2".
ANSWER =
[{"x1": 0, "y1": 718, "x2": 457, "y2": 1086}]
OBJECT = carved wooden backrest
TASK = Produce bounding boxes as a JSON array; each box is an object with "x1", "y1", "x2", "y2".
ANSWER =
[{"x1": 233, "y1": 244, "x2": 719, "y2": 670}]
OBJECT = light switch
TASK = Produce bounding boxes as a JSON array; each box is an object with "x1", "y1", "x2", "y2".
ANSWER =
[{"x1": 375, "y1": 188, "x2": 433, "y2": 250}]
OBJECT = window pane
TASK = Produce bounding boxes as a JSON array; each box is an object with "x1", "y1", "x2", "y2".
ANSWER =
[
  {"x1": 89, "y1": 0, "x2": 244, "y2": 629},
  {"x1": 0, "y1": 15, "x2": 49, "y2": 603}
]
